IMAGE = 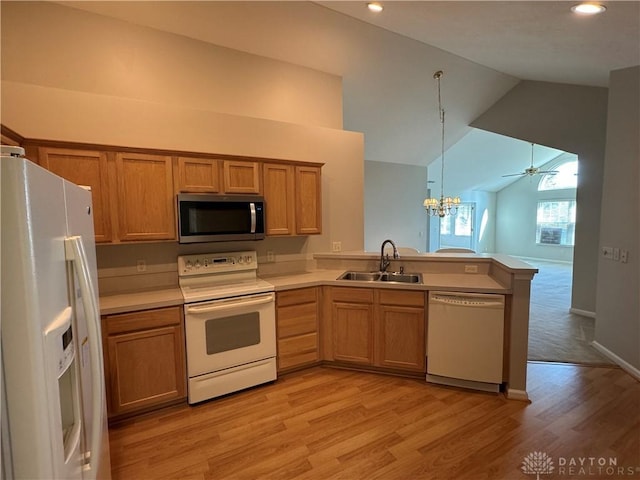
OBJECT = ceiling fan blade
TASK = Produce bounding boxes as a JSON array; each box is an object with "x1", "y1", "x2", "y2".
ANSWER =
[
  {"x1": 502, "y1": 172, "x2": 526, "y2": 177},
  {"x1": 537, "y1": 170, "x2": 558, "y2": 174}
]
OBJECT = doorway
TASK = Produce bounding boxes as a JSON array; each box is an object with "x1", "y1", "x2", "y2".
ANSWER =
[{"x1": 438, "y1": 202, "x2": 475, "y2": 250}]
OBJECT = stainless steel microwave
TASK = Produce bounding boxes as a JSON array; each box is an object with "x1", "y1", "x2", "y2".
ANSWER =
[{"x1": 177, "y1": 194, "x2": 265, "y2": 243}]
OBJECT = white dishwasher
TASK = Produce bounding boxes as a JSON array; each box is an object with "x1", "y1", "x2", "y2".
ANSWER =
[{"x1": 427, "y1": 291, "x2": 505, "y2": 392}]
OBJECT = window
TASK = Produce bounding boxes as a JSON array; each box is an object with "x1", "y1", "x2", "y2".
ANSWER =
[
  {"x1": 538, "y1": 160, "x2": 578, "y2": 191},
  {"x1": 536, "y1": 200, "x2": 576, "y2": 246},
  {"x1": 439, "y1": 203, "x2": 474, "y2": 249}
]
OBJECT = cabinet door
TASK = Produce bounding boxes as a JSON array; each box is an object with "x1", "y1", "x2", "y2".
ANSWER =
[
  {"x1": 104, "y1": 307, "x2": 186, "y2": 417},
  {"x1": 177, "y1": 157, "x2": 220, "y2": 193},
  {"x1": 332, "y1": 302, "x2": 374, "y2": 365},
  {"x1": 263, "y1": 163, "x2": 295, "y2": 235},
  {"x1": 376, "y1": 305, "x2": 426, "y2": 372},
  {"x1": 115, "y1": 152, "x2": 175, "y2": 241},
  {"x1": 38, "y1": 147, "x2": 112, "y2": 243},
  {"x1": 223, "y1": 160, "x2": 261, "y2": 194},
  {"x1": 295, "y1": 166, "x2": 322, "y2": 235}
]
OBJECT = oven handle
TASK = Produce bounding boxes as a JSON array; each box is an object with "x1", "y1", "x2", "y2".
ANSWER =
[{"x1": 186, "y1": 293, "x2": 274, "y2": 314}]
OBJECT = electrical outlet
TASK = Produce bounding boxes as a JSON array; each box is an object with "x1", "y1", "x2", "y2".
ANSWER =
[
  {"x1": 464, "y1": 264, "x2": 478, "y2": 273},
  {"x1": 136, "y1": 260, "x2": 146, "y2": 272},
  {"x1": 266, "y1": 251, "x2": 275, "y2": 263},
  {"x1": 332, "y1": 241, "x2": 342, "y2": 252}
]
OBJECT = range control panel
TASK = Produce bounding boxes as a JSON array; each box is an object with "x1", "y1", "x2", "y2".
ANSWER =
[{"x1": 178, "y1": 251, "x2": 257, "y2": 276}]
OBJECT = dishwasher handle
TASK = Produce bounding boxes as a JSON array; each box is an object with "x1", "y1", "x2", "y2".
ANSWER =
[{"x1": 429, "y1": 291, "x2": 504, "y2": 308}]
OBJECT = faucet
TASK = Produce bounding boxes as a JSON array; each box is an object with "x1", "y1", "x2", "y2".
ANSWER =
[{"x1": 379, "y1": 239, "x2": 399, "y2": 272}]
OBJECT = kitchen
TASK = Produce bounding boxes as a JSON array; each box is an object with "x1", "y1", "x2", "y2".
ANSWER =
[{"x1": 1, "y1": 1, "x2": 638, "y2": 479}]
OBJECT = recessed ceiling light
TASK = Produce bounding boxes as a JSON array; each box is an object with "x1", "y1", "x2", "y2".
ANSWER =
[
  {"x1": 367, "y1": 2, "x2": 383, "y2": 13},
  {"x1": 571, "y1": 3, "x2": 607, "y2": 14}
]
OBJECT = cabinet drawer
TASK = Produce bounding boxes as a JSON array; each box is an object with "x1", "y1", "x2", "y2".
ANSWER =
[
  {"x1": 278, "y1": 303, "x2": 317, "y2": 338},
  {"x1": 331, "y1": 287, "x2": 374, "y2": 304},
  {"x1": 378, "y1": 289, "x2": 425, "y2": 307},
  {"x1": 105, "y1": 306, "x2": 182, "y2": 335},
  {"x1": 277, "y1": 287, "x2": 318, "y2": 307},
  {"x1": 278, "y1": 333, "x2": 318, "y2": 370}
]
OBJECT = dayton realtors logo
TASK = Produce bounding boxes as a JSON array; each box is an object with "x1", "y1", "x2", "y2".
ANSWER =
[
  {"x1": 521, "y1": 451, "x2": 554, "y2": 479},
  {"x1": 522, "y1": 452, "x2": 639, "y2": 478}
]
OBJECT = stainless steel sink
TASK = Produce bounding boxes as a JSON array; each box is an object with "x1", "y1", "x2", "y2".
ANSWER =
[
  {"x1": 337, "y1": 271, "x2": 381, "y2": 281},
  {"x1": 337, "y1": 271, "x2": 422, "y2": 284},
  {"x1": 378, "y1": 272, "x2": 422, "y2": 283}
]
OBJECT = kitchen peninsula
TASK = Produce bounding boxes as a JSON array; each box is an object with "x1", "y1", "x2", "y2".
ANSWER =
[{"x1": 99, "y1": 249, "x2": 537, "y2": 422}]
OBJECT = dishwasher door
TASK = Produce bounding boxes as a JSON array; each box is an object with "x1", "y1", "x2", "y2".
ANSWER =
[{"x1": 427, "y1": 291, "x2": 505, "y2": 392}]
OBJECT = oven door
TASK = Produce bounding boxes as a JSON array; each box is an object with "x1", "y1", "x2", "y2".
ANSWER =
[{"x1": 184, "y1": 292, "x2": 276, "y2": 377}]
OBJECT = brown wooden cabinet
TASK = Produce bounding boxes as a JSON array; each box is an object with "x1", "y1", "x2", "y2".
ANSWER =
[
  {"x1": 115, "y1": 152, "x2": 175, "y2": 242},
  {"x1": 276, "y1": 287, "x2": 320, "y2": 373},
  {"x1": 223, "y1": 160, "x2": 261, "y2": 194},
  {"x1": 102, "y1": 306, "x2": 186, "y2": 420},
  {"x1": 295, "y1": 166, "x2": 322, "y2": 235},
  {"x1": 329, "y1": 287, "x2": 375, "y2": 365},
  {"x1": 325, "y1": 287, "x2": 426, "y2": 373},
  {"x1": 38, "y1": 147, "x2": 112, "y2": 243},
  {"x1": 263, "y1": 163, "x2": 322, "y2": 236},
  {"x1": 376, "y1": 290, "x2": 426, "y2": 372},
  {"x1": 263, "y1": 163, "x2": 295, "y2": 235},
  {"x1": 176, "y1": 157, "x2": 220, "y2": 193}
]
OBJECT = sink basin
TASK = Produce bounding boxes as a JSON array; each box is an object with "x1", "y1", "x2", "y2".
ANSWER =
[
  {"x1": 337, "y1": 271, "x2": 422, "y2": 284},
  {"x1": 337, "y1": 271, "x2": 381, "y2": 281},
  {"x1": 378, "y1": 272, "x2": 422, "y2": 283}
]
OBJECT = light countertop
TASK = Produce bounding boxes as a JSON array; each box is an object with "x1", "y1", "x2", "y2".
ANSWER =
[{"x1": 99, "y1": 269, "x2": 509, "y2": 316}]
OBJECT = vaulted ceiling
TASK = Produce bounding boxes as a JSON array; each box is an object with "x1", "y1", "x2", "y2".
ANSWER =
[{"x1": 59, "y1": 1, "x2": 640, "y2": 192}]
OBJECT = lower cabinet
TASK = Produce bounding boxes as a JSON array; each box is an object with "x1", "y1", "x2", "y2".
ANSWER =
[
  {"x1": 102, "y1": 306, "x2": 187, "y2": 420},
  {"x1": 276, "y1": 287, "x2": 320, "y2": 373},
  {"x1": 326, "y1": 287, "x2": 426, "y2": 374}
]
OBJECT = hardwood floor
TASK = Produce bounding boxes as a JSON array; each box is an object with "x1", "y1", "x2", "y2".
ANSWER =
[{"x1": 108, "y1": 364, "x2": 639, "y2": 480}]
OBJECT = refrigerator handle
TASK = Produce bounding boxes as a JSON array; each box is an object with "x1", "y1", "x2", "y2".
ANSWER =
[{"x1": 65, "y1": 236, "x2": 104, "y2": 474}]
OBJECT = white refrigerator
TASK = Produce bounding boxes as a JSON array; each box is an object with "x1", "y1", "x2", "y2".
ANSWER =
[{"x1": 1, "y1": 146, "x2": 111, "y2": 479}]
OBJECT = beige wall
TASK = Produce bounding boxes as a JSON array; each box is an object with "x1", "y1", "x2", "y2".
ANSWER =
[
  {"x1": 1, "y1": 1, "x2": 343, "y2": 130},
  {"x1": 1, "y1": 1, "x2": 364, "y2": 286}
]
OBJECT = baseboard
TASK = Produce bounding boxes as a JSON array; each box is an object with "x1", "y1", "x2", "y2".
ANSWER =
[
  {"x1": 591, "y1": 341, "x2": 640, "y2": 381},
  {"x1": 569, "y1": 307, "x2": 596, "y2": 318},
  {"x1": 506, "y1": 388, "x2": 530, "y2": 402}
]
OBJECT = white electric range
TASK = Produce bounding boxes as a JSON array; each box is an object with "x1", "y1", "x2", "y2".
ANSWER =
[{"x1": 178, "y1": 251, "x2": 276, "y2": 404}]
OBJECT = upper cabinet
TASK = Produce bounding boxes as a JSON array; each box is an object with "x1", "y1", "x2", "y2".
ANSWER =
[
  {"x1": 295, "y1": 166, "x2": 322, "y2": 235},
  {"x1": 223, "y1": 160, "x2": 261, "y2": 194},
  {"x1": 115, "y1": 152, "x2": 175, "y2": 242},
  {"x1": 38, "y1": 147, "x2": 112, "y2": 243},
  {"x1": 25, "y1": 137, "x2": 322, "y2": 242},
  {"x1": 263, "y1": 163, "x2": 322, "y2": 236},
  {"x1": 176, "y1": 157, "x2": 220, "y2": 193},
  {"x1": 263, "y1": 163, "x2": 295, "y2": 235}
]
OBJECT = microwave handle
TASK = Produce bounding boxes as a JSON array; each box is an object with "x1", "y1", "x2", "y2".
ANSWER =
[{"x1": 250, "y1": 203, "x2": 256, "y2": 233}]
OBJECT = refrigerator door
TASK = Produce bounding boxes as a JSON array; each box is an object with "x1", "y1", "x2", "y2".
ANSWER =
[
  {"x1": 1, "y1": 157, "x2": 84, "y2": 478},
  {"x1": 63, "y1": 181, "x2": 112, "y2": 480}
]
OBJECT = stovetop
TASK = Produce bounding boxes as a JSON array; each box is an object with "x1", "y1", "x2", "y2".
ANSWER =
[{"x1": 178, "y1": 251, "x2": 274, "y2": 303}]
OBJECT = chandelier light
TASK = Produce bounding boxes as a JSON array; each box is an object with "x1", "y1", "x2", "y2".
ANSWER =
[{"x1": 424, "y1": 70, "x2": 460, "y2": 217}]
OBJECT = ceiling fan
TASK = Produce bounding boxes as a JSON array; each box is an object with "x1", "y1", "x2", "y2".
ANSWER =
[{"x1": 502, "y1": 143, "x2": 558, "y2": 178}]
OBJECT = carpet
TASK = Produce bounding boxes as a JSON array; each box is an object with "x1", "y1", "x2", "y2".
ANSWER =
[{"x1": 522, "y1": 258, "x2": 614, "y2": 365}]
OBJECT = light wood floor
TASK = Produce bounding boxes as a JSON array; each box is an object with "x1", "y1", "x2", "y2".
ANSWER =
[{"x1": 109, "y1": 364, "x2": 639, "y2": 479}]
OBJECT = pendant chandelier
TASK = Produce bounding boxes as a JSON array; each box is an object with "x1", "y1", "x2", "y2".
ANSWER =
[{"x1": 423, "y1": 70, "x2": 460, "y2": 217}]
